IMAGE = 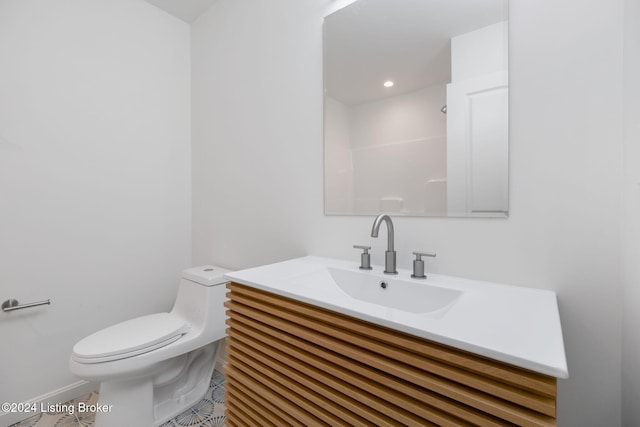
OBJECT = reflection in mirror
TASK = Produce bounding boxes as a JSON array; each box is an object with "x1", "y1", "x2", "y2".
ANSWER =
[{"x1": 324, "y1": 0, "x2": 509, "y2": 217}]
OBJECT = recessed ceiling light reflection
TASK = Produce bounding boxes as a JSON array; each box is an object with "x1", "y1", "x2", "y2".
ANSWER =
[{"x1": 383, "y1": 81, "x2": 394, "y2": 88}]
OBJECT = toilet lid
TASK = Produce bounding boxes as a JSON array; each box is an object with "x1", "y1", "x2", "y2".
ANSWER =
[{"x1": 72, "y1": 313, "x2": 188, "y2": 363}]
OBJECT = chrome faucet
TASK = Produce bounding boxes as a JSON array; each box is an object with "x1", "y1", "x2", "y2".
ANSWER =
[{"x1": 371, "y1": 214, "x2": 397, "y2": 274}]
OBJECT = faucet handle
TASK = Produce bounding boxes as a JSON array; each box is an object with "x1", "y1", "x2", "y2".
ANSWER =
[
  {"x1": 353, "y1": 245, "x2": 372, "y2": 270},
  {"x1": 413, "y1": 251, "x2": 436, "y2": 259},
  {"x1": 411, "y1": 251, "x2": 436, "y2": 279}
]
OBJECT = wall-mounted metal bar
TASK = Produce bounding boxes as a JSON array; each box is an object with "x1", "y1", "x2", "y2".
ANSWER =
[{"x1": 2, "y1": 298, "x2": 50, "y2": 312}]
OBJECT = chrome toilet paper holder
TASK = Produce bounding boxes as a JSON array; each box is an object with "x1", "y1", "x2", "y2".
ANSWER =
[{"x1": 2, "y1": 298, "x2": 51, "y2": 312}]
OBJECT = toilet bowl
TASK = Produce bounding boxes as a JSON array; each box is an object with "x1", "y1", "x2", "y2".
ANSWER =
[{"x1": 69, "y1": 265, "x2": 231, "y2": 427}]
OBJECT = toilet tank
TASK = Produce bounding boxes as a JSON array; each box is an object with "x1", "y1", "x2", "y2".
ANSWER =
[
  {"x1": 170, "y1": 265, "x2": 232, "y2": 343},
  {"x1": 182, "y1": 265, "x2": 231, "y2": 287}
]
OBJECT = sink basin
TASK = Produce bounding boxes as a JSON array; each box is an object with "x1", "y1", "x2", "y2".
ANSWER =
[
  {"x1": 328, "y1": 267, "x2": 462, "y2": 314},
  {"x1": 223, "y1": 256, "x2": 568, "y2": 379}
]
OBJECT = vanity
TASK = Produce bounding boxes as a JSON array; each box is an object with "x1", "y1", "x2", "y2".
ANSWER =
[
  {"x1": 220, "y1": 0, "x2": 561, "y2": 422},
  {"x1": 222, "y1": 256, "x2": 567, "y2": 427}
]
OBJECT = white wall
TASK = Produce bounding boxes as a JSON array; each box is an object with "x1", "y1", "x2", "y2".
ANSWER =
[
  {"x1": 451, "y1": 21, "x2": 508, "y2": 82},
  {"x1": 325, "y1": 84, "x2": 447, "y2": 215},
  {"x1": 192, "y1": 0, "x2": 625, "y2": 425},
  {"x1": 324, "y1": 96, "x2": 353, "y2": 214},
  {"x1": 350, "y1": 85, "x2": 447, "y2": 214},
  {"x1": 349, "y1": 84, "x2": 446, "y2": 149},
  {"x1": 0, "y1": 0, "x2": 191, "y2": 420},
  {"x1": 447, "y1": 22, "x2": 509, "y2": 215},
  {"x1": 622, "y1": 0, "x2": 640, "y2": 423}
]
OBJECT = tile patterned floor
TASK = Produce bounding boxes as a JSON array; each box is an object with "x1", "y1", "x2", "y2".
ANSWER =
[{"x1": 10, "y1": 370, "x2": 226, "y2": 427}]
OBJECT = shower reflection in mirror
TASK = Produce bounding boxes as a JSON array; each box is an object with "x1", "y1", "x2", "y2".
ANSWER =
[{"x1": 324, "y1": 0, "x2": 509, "y2": 217}]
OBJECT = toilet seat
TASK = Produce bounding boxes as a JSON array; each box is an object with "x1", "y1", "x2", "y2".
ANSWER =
[{"x1": 72, "y1": 313, "x2": 189, "y2": 364}]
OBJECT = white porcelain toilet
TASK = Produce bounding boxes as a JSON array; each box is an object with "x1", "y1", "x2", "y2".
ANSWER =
[{"x1": 69, "y1": 265, "x2": 231, "y2": 427}]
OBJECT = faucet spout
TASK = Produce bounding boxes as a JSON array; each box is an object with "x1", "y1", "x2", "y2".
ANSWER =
[
  {"x1": 371, "y1": 214, "x2": 397, "y2": 274},
  {"x1": 371, "y1": 214, "x2": 394, "y2": 251}
]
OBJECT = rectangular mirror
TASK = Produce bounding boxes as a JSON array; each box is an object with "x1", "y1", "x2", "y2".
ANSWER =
[{"x1": 324, "y1": 0, "x2": 509, "y2": 217}]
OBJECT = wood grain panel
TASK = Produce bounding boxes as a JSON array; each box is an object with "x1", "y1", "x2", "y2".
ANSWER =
[
  {"x1": 224, "y1": 282, "x2": 558, "y2": 427},
  {"x1": 226, "y1": 315, "x2": 509, "y2": 427},
  {"x1": 229, "y1": 333, "x2": 443, "y2": 426},
  {"x1": 226, "y1": 365, "x2": 327, "y2": 426},
  {"x1": 225, "y1": 300, "x2": 553, "y2": 421},
  {"x1": 226, "y1": 379, "x2": 302, "y2": 426},
  {"x1": 227, "y1": 284, "x2": 555, "y2": 398}
]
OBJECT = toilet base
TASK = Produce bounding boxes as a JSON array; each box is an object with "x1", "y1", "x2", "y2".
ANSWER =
[{"x1": 93, "y1": 342, "x2": 218, "y2": 427}]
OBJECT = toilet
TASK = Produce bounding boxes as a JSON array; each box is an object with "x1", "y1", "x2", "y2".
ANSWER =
[{"x1": 69, "y1": 265, "x2": 231, "y2": 427}]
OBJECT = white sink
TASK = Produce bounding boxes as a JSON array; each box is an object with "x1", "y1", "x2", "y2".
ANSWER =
[
  {"x1": 224, "y1": 256, "x2": 568, "y2": 379},
  {"x1": 328, "y1": 267, "x2": 461, "y2": 314}
]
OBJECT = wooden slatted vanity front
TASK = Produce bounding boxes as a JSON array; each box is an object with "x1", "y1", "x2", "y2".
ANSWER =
[{"x1": 224, "y1": 282, "x2": 557, "y2": 427}]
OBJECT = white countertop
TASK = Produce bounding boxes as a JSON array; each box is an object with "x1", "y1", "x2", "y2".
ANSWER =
[{"x1": 224, "y1": 256, "x2": 568, "y2": 379}]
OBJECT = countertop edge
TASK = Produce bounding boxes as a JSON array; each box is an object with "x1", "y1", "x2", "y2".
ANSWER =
[{"x1": 223, "y1": 256, "x2": 569, "y2": 379}]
